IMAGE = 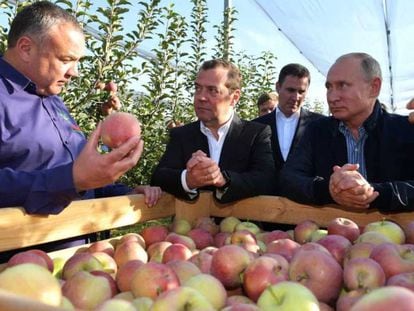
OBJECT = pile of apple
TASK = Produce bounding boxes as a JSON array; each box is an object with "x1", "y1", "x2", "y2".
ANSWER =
[{"x1": 2, "y1": 216, "x2": 414, "y2": 310}]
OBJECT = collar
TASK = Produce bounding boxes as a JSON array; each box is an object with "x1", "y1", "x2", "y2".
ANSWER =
[
  {"x1": 275, "y1": 107, "x2": 301, "y2": 121},
  {"x1": 0, "y1": 56, "x2": 36, "y2": 94},
  {"x1": 200, "y1": 110, "x2": 234, "y2": 138}
]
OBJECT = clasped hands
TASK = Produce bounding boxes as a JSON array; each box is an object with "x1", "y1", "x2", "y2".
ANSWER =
[
  {"x1": 329, "y1": 163, "x2": 379, "y2": 209},
  {"x1": 185, "y1": 150, "x2": 226, "y2": 190}
]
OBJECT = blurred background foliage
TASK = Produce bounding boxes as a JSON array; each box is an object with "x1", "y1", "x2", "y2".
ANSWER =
[{"x1": 0, "y1": 0, "x2": 324, "y2": 188}]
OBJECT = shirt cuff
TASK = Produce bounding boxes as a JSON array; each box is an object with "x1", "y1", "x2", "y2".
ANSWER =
[{"x1": 181, "y1": 169, "x2": 198, "y2": 195}]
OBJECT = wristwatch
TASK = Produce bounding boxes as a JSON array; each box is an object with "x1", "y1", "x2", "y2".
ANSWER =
[{"x1": 217, "y1": 170, "x2": 231, "y2": 191}]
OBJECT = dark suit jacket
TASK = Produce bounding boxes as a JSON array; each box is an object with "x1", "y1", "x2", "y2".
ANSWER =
[
  {"x1": 151, "y1": 114, "x2": 276, "y2": 203},
  {"x1": 254, "y1": 108, "x2": 324, "y2": 173},
  {"x1": 280, "y1": 101, "x2": 414, "y2": 212}
]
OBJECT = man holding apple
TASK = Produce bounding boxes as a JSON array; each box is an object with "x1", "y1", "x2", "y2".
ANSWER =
[
  {"x1": 151, "y1": 59, "x2": 276, "y2": 202},
  {"x1": 280, "y1": 52, "x2": 414, "y2": 211},
  {"x1": 0, "y1": 1, "x2": 160, "y2": 259}
]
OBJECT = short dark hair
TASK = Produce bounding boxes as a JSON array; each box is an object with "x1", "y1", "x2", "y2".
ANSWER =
[
  {"x1": 8, "y1": 1, "x2": 81, "y2": 48},
  {"x1": 199, "y1": 59, "x2": 242, "y2": 91},
  {"x1": 278, "y1": 63, "x2": 311, "y2": 85},
  {"x1": 257, "y1": 92, "x2": 278, "y2": 107},
  {"x1": 336, "y1": 52, "x2": 382, "y2": 82}
]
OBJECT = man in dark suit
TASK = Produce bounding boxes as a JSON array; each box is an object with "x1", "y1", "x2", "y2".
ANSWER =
[
  {"x1": 254, "y1": 64, "x2": 324, "y2": 177},
  {"x1": 151, "y1": 59, "x2": 276, "y2": 203}
]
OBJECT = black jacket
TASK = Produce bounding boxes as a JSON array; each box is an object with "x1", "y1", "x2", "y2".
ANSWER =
[
  {"x1": 151, "y1": 114, "x2": 276, "y2": 203},
  {"x1": 280, "y1": 101, "x2": 414, "y2": 212}
]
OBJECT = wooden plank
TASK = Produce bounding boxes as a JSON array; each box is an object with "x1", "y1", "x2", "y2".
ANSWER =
[
  {"x1": 208, "y1": 195, "x2": 414, "y2": 229},
  {"x1": 0, "y1": 194, "x2": 175, "y2": 252},
  {"x1": 174, "y1": 191, "x2": 212, "y2": 223}
]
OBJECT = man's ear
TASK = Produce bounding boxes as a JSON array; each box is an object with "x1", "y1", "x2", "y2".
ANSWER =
[
  {"x1": 370, "y1": 77, "x2": 382, "y2": 98},
  {"x1": 275, "y1": 82, "x2": 281, "y2": 93},
  {"x1": 230, "y1": 89, "x2": 241, "y2": 106},
  {"x1": 15, "y1": 36, "x2": 35, "y2": 62}
]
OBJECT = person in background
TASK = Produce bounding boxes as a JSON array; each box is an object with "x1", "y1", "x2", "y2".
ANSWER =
[
  {"x1": 151, "y1": 59, "x2": 276, "y2": 203},
  {"x1": 257, "y1": 91, "x2": 278, "y2": 116},
  {"x1": 0, "y1": 1, "x2": 161, "y2": 260},
  {"x1": 254, "y1": 63, "x2": 324, "y2": 179},
  {"x1": 280, "y1": 52, "x2": 414, "y2": 211}
]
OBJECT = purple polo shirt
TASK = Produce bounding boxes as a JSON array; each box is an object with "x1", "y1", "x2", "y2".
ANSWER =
[{"x1": 0, "y1": 57, "x2": 89, "y2": 214}]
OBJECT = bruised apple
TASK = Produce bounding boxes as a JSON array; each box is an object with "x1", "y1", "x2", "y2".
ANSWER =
[{"x1": 100, "y1": 112, "x2": 141, "y2": 148}]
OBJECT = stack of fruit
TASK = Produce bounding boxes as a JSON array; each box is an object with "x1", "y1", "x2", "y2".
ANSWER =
[{"x1": 1, "y1": 216, "x2": 414, "y2": 310}]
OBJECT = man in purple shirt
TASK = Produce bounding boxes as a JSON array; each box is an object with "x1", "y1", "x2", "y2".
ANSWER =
[{"x1": 0, "y1": 1, "x2": 159, "y2": 259}]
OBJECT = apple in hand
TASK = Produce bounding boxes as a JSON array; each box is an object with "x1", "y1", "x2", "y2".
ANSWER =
[
  {"x1": 289, "y1": 249, "x2": 343, "y2": 304},
  {"x1": 243, "y1": 255, "x2": 289, "y2": 302},
  {"x1": 363, "y1": 219, "x2": 405, "y2": 244},
  {"x1": 350, "y1": 286, "x2": 414, "y2": 311},
  {"x1": 0, "y1": 263, "x2": 62, "y2": 307},
  {"x1": 100, "y1": 112, "x2": 141, "y2": 149},
  {"x1": 327, "y1": 217, "x2": 360, "y2": 242},
  {"x1": 257, "y1": 281, "x2": 319, "y2": 311},
  {"x1": 343, "y1": 257, "x2": 385, "y2": 290}
]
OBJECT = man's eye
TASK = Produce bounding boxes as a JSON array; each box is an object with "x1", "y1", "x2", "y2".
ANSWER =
[{"x1": 208, "y1": 87, "x2": 219, "y2": 94}]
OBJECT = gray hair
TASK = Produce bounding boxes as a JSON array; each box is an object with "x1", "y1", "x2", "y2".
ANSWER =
[{"x1": 336, "y1": 52, "x2": 382, "y2": 82}]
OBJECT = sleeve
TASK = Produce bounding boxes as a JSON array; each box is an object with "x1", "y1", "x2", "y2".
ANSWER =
[
  {"x1": 150, "y1": 129, "x2": 198, "y2": 201},
  {"x1": 0, "y1": 163, "x2": 82, "y2": 214},
  {"x1": 370, "y1": 181, "x2": 414, "y2": 212},
  {"x1": 279, "y1": 127, "x2": 333, "y2": 205},
  {"x1": 213, "y1": 125, "x2": 276, "y2": 203}
]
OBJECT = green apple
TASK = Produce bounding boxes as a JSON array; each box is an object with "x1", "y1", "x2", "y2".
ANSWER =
[
  {"x1": 235, "y1": 221, "x2": 261, "y2": 235},
  {"x1": 95, "y1": 298, "x2": 136, "y2": 311},
  {"x1": 363, "y1": 220, "x2": 405, "y2": 244},
  {"x1": 219, "y1": 216, "x2": 242, "y2": 233},
  {"x1": 184, "y1": 273, "x2": 227, "y2": 310},
  {"x1": 132, "y1": 297, "x2": 153, "y2": 311},
  {"x1": 310, "y1": 229, "x2": 328, "y2": 242},
  {"x1": 151, "y1": 287, "x2": 214, "y2": 311},
  {"x1": 257, "y1": 281, "x2": 319, "y2": 311},
  {"x1": 52, "y1": 257, "x2": 66, "y2": 279},
  {"x1": 171, "y1": 218, "x2": 192, "y2": 235},
  {"x1": 0, "y1": 263, "x2": 62, "y2": 307}
]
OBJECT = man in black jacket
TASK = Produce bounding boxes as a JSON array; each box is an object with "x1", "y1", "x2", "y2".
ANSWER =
[
  {"x1": 254, "y1": 63, "x2": 323, "y2": 178},
  {"x1": 280, "y1": 52, "x2": 414, "y2": 211},
  {"x1": 151, "y1": 59, "x2": 276, "y2": 203}
]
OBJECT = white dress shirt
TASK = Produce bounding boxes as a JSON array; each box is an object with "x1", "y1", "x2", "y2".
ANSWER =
[
  {"x1": 275, "y1": 107, "x2": 300, "y2": 161},
  {"x1": 181, "y1": 112, "x2": 234, "y2": 193}
]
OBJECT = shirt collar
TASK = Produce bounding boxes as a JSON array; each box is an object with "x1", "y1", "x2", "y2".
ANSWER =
[
  {"x1": 275, "y1": 107, "x2": 301, "y2": 121},
  {"x1": 0, "y1": 56, "x2": 37, "y2": 94},
  {"x1": 200, "y1": 110, "x2": 234, "y2": 138}
]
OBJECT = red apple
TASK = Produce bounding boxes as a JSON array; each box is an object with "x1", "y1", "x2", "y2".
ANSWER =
[
  {"x1": 327, "y1": 217, "x2": 360, "y2": 243},
  {"x1": 336, "y1": 288, "x2": 366, "y2": 311},
  {"x1": 230, "y1": 229, "x2": 260, "y2": 253},
  {"x1": 370, "y1": 242, "x2": 414, "y2": 278},
  {"x1": 343, "y1": 242, "x2": 376, "y2": 266},
  {"x1": 165, "y1": 232, "x2": 196, "y2": 250},
  {"x1": 243, "y1": 255, "x2": 289, "y2": 302},
  {"x1": 7, "y1": 250, "x2": 50, "y2": 271},
  {"x1": 405, "y1": 221, "x2": 414, "y2": 244},
  {"x1": 294, "y1": 220, "x2": 319, "y2": 244},
  {"x1": 140, "y1": 225, "x2": 169, "y2": 248},
  {"x1": 114, "y1": 240, "x2": 148, "y2": 267},
  {"x1": 116, "y1": 259, "x2": 144, "y2": 292},
  {"x1": 100, "y1": 112, "x2": 141, "y2": 149},
  {"x1": 193, "y1": 216, "x2": 219, "y2": 235},
  {"x1": 256, "y1": 230, "x2": 290, "y2": 245},
  {"x1": 62, "y1": 252, "x2": 104, "y2": 280},
  {"x1": 88, "y1": 240, "x2": 115, "y2": 257},
  {"x1": 265, "y1": 238, "x2": 301, "y2": 261},
  {"x1": 25, "y1": 249, "x2": 54, "y2": 272},
  {"x1": 166, "y1": 259, "x2": 201, "y2": 284},
  {"x1": 289, "y1": 249, "x2": 343, "y2": 304},
  {"x1": 210, "y1": 245, "x2": 252, "y2": 289},
  {"x1": 162, "y1": 243, "x2": 193, "y2": 263},
  {"x1": 104, "y1": 81, "x2": 118, "y2": 93},
  {"x1": 187, "y1": 228, "x2": 214, "y2": 250},
  {"x1": 189, "y1": 247, "x2": 215, "y2": 274},
  {"x1": 147, "y1": 241, "x2": 172, "y2": 263},
  {"x1": 119, "y1": 233, "x2": 146, "y2": 248},
  {"x1": 343, "y1": 257, "x2": 385, "y2": 290},
  {"x1": 317, "y1": 234, "x2": 352, "y2": 265},
  {"x1": 387, "y1": 272, "x2": 414, "y2": 291},
  {"x1": 130, "y1": 262, "x2": 180, "y2": 299},
  {"x1": 214, "y1": 232, "x2": 231, "y2": 248},
  {"x1": 350, "y1": 286, "x2": 414, "y2": 311}
]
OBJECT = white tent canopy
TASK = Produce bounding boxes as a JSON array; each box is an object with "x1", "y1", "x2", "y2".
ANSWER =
[{"x1": 253, "y1": 0, "x2": 414, "y2": 114}]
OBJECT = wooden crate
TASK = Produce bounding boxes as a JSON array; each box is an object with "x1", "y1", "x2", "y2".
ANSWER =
[{"x1": 0, "y1": 192, "x2": 413, "y2": 310}]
